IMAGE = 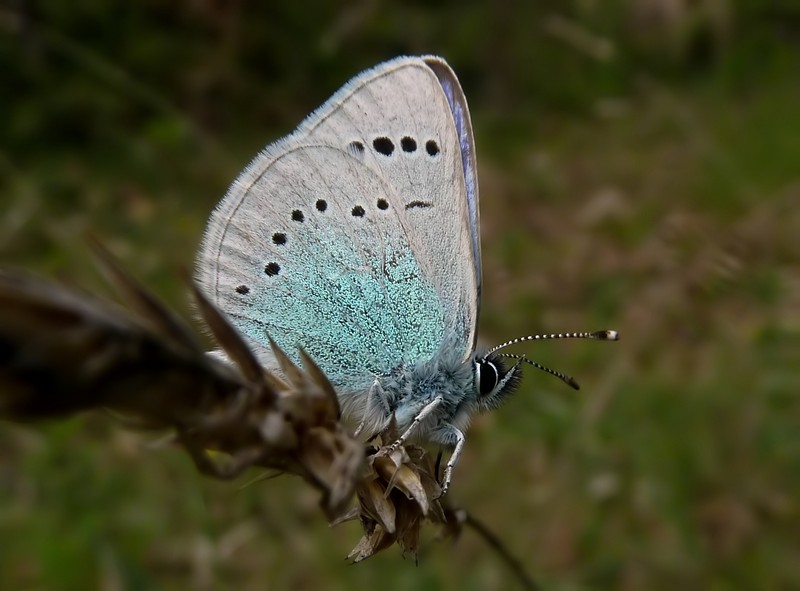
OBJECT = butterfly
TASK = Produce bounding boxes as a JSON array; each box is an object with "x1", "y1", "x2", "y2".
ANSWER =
[{"x1": 195, "y1": 56, "x2": 617, "y2": 493}]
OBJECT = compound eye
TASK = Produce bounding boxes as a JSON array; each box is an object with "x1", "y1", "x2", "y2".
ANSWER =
[{"x1": 477, "y1": 359, "x2": 500, "y2": 396}]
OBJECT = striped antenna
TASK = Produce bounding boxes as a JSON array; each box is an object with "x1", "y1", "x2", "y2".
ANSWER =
[{"x1": 485, "y1": 329, "x2": 619, "y2": 357}]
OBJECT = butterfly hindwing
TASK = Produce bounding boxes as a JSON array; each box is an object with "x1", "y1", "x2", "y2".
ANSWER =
[{"x1": 199, "y1": 145, "x2": 446, "y2": 393}]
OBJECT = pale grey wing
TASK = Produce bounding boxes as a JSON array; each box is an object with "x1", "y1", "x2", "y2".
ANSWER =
[
  {"x1": 196, "y1": 145, "x2": 446, "y2": 396},
  {"x1": 425, "y1": 57, "x2": 481, "y2": 298},
  {"x1": 296, "y1": 56, "x2": 481, "y2": 362}
]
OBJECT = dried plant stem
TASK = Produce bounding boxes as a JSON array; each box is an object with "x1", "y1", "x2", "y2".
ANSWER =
[{"x1": 463, "y1": 510, "x2": 542, "y2": 591}]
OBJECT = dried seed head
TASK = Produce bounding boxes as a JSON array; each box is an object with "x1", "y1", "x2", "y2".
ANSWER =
[
  {"x1": 0, "y1": 254, "x2": 467, "y2": 560},
  {"x1": 0, "y1": 259, "x2": 364, "y2": 518},
  {"x1": 345, "y1": 427, "x2": 458, "y2": 562}
]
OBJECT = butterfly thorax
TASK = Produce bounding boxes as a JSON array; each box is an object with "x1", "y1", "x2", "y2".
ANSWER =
[
  {"x1": 335, "y1": 345, "x2": 471, "y2": 445},
  {"x1": 339, "y1": 344, "x2": 521, "y2": 449}
]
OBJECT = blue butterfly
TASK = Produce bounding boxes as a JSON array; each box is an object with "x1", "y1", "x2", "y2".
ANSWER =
[{"x1": 196, "y1": 56, "x2": 617, "y2": 492}]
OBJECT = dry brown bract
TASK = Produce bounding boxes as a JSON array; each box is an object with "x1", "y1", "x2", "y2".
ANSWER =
[
  {"x1": 347, "y1": 424, "x2": 465, "y2": 562},
  {"x1": 0, "y1": 249, "x2": 462, "y2": 560}
]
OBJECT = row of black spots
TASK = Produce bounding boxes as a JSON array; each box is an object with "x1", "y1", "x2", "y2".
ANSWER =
[
  {"x1": 349, "y1": 137, "x2": 440, "y2": 158},
  {"x1": 351, "y1": 197, "x2": 392, "y2": 218},
  {"x1": 288, "y1": 199, "x2": 328, "y2": 226},
  {"x1": 237, "y1": 232, "x2": 287, "y2": 290},
  {"x1": 236, "y1": 257, "x2": 282, "y2": 293},
  {"x1": 239, "y1": 194, "x2": 393, "y2": 294},
  {"x1": 236, "y1": 260, "x2": 280, "y2": 294},
  {"x1": 234, "y1": 260, "x2": 281, "y2": 293},
  {"x1": 297, "y1": 195, "x2": 393, "y2": 221},
  {"x1": 236, "y1": 197, "x2": 325, "y2": 294}
]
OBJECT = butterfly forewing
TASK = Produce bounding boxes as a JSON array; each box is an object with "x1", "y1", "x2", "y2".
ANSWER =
[{"x1": 300, "y1": 57, "x2": 480, "y2": 357}]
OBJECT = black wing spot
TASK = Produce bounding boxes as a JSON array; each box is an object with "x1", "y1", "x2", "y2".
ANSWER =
[
  {"x1": 373, "y1": 137, "x2": 395, "y2": 156},
  {"x1": 272, "y1": 232, "x2": 287, "y2": 245},
  {"x1": 349, "y1": 140, "x2": 365, "y2": 155},
  {"x1": 235, "y1": 285, "x2": 250, "y2": 295},
  {"x1": 291, "y1": 209, "x2": 304, "y2": 222},
  {"x1": 316, "y1": 199, "x2": 327, "y2": 212},
  {"x1": 405, "y1": 200, "x2": 433, "y2": 209},
  {"x1": 352, "y1": 205, "x2": 365, "y2": 217},
  {"x1": 377, "y1": 198, "x2": 389, "y2": 210},
  {"x1": 401, "y1": 136, "x2": 417, "y2": 153},
  {"x1": 264, "y1": 262, "x2": 281, "y2": 276},
  {"x1": 425, "y1": 140, "x2": 440, "y2": 156}
]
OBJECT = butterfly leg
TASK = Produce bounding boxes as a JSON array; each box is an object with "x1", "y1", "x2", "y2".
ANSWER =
[
  {"x1": 385, "y1": 395, "x2": 443, "y2": 453},
  {"x1": 439, "y1": 425, "x2": 466, "y2": 496}
]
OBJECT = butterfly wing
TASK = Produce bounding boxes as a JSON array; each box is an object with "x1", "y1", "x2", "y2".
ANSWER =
[
  {"x1": 196, "y1": 56, "x2": 480, "y2": 395},
  {"x1": 299, "y1": 56, "x2": 481, "y2": 342},
  {"x1": 200, "y1": 145, "x2": 447, "y2": 392}
]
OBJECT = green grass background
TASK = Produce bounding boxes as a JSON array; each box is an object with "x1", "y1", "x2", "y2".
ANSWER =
[{"x1": 1, "y1": 2, "x2": 799, "y2": 589}]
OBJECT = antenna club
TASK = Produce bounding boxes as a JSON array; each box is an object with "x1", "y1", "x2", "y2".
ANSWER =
[{"x1": 592, "y1": 329, "x2": 620, "y2": 341}]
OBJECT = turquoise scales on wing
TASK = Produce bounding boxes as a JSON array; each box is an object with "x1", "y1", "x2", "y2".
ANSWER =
[{"x1": 216, "y1": 146, "x2": 448, "y2": 393}]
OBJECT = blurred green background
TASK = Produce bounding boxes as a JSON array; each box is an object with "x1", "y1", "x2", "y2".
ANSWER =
[{"x1": 2, "y1": 1, "x2": 799, "y2": 590}]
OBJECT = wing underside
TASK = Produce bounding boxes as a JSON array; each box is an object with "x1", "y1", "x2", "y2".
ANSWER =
[{"x1": 196, "y1": 56, "x2": 481, "y2": 390}]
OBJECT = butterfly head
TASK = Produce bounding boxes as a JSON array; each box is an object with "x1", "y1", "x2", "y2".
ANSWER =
[
  {"x1": 473, "y1": 329, "x2": 621, "y2": 407},
  {"x1": 472, "y1": 351, "x2": 522, "y2": 412}
]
